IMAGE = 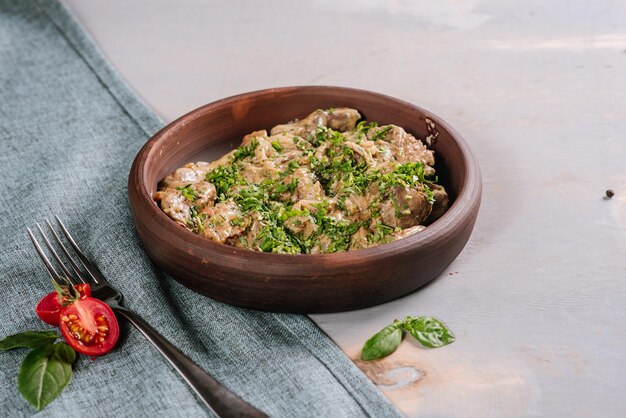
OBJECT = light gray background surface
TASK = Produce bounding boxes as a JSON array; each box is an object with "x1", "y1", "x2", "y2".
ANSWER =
[{"x1": 60, "y1": 1, "x2": 626, "y2": 416}]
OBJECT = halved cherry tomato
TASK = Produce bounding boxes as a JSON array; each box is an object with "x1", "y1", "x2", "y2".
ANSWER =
[
  {"x1": 35, "y1": 284, "x2": 91, "y2": 326},
  {"x1": 59, "y1": 297, "x2": 119, "y2": 356}
]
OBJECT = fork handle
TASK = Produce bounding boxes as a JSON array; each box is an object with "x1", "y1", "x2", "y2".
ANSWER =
[{"x1": 112, "y1": 306, "x2": 267, "y2": 418}]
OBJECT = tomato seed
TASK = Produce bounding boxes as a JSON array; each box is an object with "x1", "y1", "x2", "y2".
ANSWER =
[{"x1": 65, "y1": 314, "x2": 110, "y2": 346}]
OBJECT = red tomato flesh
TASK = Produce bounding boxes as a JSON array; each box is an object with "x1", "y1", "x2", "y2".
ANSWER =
[
  {"x1": 59, "y1": 297, "x2": 119, "y2": 356},
  {"x1": 35, "y1": 284, "x2": 91, "y2": 326}
]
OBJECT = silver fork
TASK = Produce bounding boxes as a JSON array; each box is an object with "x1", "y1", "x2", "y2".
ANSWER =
[{"x1": 27, "y1": 217, "x2": 267, "y2": 418}]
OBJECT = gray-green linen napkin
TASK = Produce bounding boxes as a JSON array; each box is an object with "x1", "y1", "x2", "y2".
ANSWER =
[{"x1": 0, "y1": 1, "x2": 401, "y2": 417}]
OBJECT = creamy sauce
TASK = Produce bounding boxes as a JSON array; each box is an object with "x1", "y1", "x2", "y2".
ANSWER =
[{"x1": 154, "y1": 108, "x2": 449, "y2": 254}]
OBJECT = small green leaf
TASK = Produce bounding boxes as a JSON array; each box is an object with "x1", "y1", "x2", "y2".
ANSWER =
[
  {"x1": 402, "y1": 316, "x2": 455, "y2": 348},
  {"x1": 0, "y1": 331, "x2": 60, "y2": 351},
  {"x1": 176, "y1": 184, "x2": 198, "y2": 201},
  {"x1": 360, "y1": 321, "x2": 403, "y2": 361},
  {"x1": 18, "y1": 342, "x2": 75, "y2": 411},
  {"x1": 53, "y1": 342, "x2": 77, "y2": 364},
  {"x1": 271, "y1": 141, "x2": 283, "y2": 152},
  {"x1": 371, "y1": 125, "x2": 392, "y2": 141}
]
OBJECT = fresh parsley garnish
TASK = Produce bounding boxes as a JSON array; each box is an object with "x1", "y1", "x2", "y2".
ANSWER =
[
  {"x1": 232, "y1": 137, "x2": 259, "y2": 162},
  {"x1": 205, "y1": 165, "x2": 240, "y2": 196},
  {"x1": 176, "y1": 184, "x2": 198, "y2": 201},
  {"x1": 271, "y1": 141, "x2": 283, "y2": 153},
  {"x1": 188, "y1": 111, "x2": 446, "y2": 254},
  {"x1": 371, "y1": 125, "x2": 392, "y2": 141}
]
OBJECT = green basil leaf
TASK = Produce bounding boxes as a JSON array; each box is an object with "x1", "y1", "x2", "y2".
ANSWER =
[
  {"x1": 53, "y1": 341, "x2": 77, "y2": 364},
  {"x1": 0, "y1": 331, "x2": 60, "y2": 351},
  {"x1": 402, "y1": 316, "x2": 455, "y2": 348},
  {"x1": 360, "y1": 321, "x2": 403, "y2": 361},
  {"x1": 18, "y1": 342, "x2": 75, "y2": 411}
]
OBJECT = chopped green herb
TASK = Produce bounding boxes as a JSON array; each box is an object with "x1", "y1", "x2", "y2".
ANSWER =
[
  {"x1": 159, "y1": 108, "x2": 448, "y2": 254},
  {"x1": 357, "y1": 121, "x2": 378, "y2": 134},
  {"x1": 257, "y1": 220, "x2": 302, "y2": 254},
  {"x1": 287, "y1": 160, "x2": 300, "y2": 172},
  {"x1": 205, "y1": 165, "x2": 241, "y2": 197},
  {"x1": 232, "y1": 137, "x2": 259, "y2": 162},
  {"x1": 271, "y1": 141, "x2": 283, "y2": 152},
  {"x1": 176, "y1": 184, "x2": 198, "y2": 201},
  {"x1": 272, "y1": 178, "x2": 299, "y2": 198},
  {"x1": 368, "y1": 223, "x2": 394, "y2": 244},
  {"x1": 378, "y1": 162, "x2": 435, "y2": 203},
  {"x1": 371, "y1": 125, "x2": 392, "y2": 141},
  {"x1": 187, "y1": 206, "x2": 207, "y2": 233}
]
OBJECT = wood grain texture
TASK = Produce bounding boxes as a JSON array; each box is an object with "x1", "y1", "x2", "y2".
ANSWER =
[{"x1": 128, "y1": 86, "x2": 481, "y2": 313}]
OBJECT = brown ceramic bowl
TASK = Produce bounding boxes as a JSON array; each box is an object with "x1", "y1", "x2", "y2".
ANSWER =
[{"x1": 128, "y1": 86, "x2": 481, "y2": 313}]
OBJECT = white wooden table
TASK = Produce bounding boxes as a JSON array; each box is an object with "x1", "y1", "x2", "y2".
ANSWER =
[{"x1": 61, "y1": 1, "x2": 626, "y2": 416}]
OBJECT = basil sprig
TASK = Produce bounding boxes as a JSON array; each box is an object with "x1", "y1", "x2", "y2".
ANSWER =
[
  {"x1": 18, "y1": 342, "x2": 76, "y2": 410},
  {"x1": 1, "y1": 331, "x2": 77, "y2": 411},
  {"x1": 0, "y1": 330, "x2": 60, "y2": 350},
  {"x1": 360, "y1": 315, "x2": 455, "y2": 361},
  {"x1": 403, "y1": 316, "x2": 455, "y2": 349},
  {"x1": 361, "y1": 321, "x2": 403, "y2": 361}
]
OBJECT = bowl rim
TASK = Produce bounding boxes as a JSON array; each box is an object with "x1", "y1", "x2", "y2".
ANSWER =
[{"x1": 129, "y1": 85, "x2": 481, "y2": 268}]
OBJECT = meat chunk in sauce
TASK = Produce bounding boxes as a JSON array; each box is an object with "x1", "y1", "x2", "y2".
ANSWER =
[
  {"x1": 155, "y1": 108, "x2": 449, "y2": 253},
  {"x1": 380, "y1": 185, "x2": 433, "y2": 229}
]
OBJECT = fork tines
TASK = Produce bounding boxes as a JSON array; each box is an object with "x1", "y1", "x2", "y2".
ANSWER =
[{"x1": 27, "y1": 217, "x2": 99, "y2": 287}]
